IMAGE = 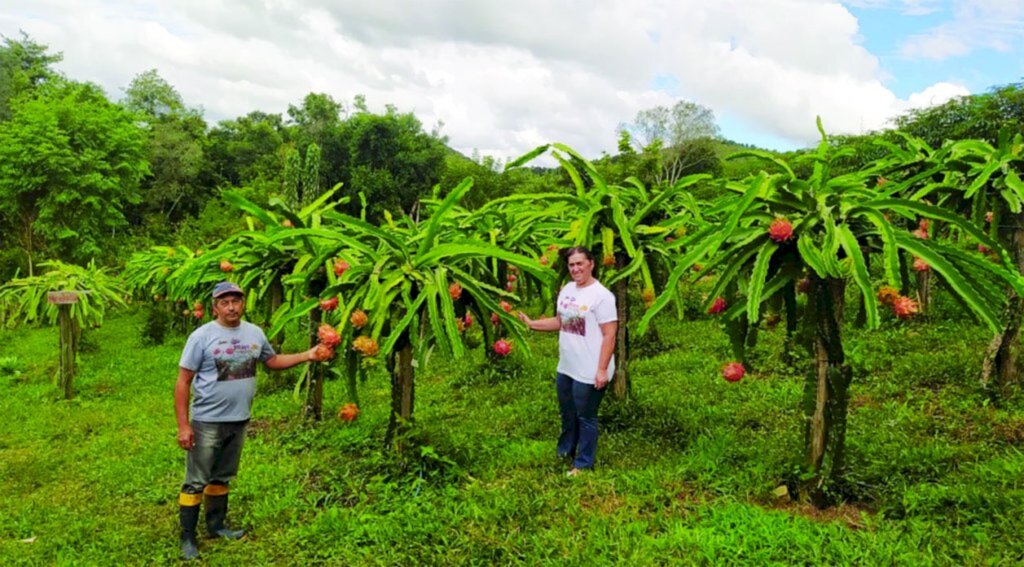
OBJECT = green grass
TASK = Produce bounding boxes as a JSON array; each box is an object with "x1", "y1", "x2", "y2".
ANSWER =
[{"x1": 2, "y1": 307, "x2": 1024, "y2": 565}]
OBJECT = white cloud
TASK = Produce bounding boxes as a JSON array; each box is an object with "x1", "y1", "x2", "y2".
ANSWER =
[
  {"x1": 900, "y1": 33, "x2": 971, "y2": 59},
  {"x1": 0, "y1": 0, "x2": 986, "y2": 158},
  {"x1": 899, "y1": 0, "x2": 1024, "y2": 60},
  {"x1": 899, "y1": 0, "x2": 943, "y2": 15},
  {"x1": 905, "y1": 81, "x2": 970, "y2": 108},
  {"x1": 839, "y1": 0, "x2": 942, "y2": 15}
]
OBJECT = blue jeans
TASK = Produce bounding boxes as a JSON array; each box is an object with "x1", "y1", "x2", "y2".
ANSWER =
[{"x1": 556, "y1": 373, "x2": 606, "y2": 470}]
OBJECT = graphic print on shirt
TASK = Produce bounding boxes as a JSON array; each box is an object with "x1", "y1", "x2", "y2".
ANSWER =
[
  {"x1": 558, "y1": 294, "x2": 587, "y2": 337},
  {"x1": 211, "y1": 338, "x2": 260, "y2": 381}
]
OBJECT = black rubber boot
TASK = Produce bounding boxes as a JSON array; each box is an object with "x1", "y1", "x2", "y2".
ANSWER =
[
  {"x1": 205, "y1": 493, "x2": 246, "y2": 540},
  {"x1": 179, "y1": 504, "x2": 201, "y2": 560}
]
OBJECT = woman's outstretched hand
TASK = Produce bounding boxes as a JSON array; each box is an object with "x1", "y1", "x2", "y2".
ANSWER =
[{"x1": 517, "y1": 311, "x2": 532, "y2": 329}]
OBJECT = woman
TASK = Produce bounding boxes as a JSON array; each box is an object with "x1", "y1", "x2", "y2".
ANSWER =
[{"x1": 519, "y1": 246, "x2": 617, "y2": 475}]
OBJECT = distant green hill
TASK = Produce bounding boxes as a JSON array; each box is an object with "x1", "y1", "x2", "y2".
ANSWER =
[{"x1": 713, "y1": 138, "x2": 789, "y2": 180}]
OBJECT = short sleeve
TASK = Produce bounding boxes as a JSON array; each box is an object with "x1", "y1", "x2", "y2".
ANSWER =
[
  {"x1": 594, "y1": 289, "x2": 618, "y2": 324},
  {"x1": 179, "y1": 330, "x2": 204, "y2": 371},
  {"x1": 258, "y1": 328, "x2": 276, "y2": 362}
]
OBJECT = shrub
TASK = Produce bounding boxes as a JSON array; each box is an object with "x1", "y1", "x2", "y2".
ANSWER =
[{"x1": 140, "y1": 303, "x2": 174, "y2": 345}]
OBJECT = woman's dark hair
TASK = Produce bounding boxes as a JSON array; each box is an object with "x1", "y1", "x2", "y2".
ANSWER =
[{"x1": 560, "y1": 246, "x2": 594, "y2": 263}]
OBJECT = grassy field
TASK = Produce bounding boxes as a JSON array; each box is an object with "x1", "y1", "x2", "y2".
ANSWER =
[{"x1": 2, "y1": 303, "x2": 1024, "y2": 565}]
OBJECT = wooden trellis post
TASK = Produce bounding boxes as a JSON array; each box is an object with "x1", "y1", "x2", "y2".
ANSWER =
[{"x1": 48, "y1": 291, "x2": 80, "y2": 400}]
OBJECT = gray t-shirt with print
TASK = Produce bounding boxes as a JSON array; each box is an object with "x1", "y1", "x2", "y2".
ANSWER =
[{"x1": 179, "y1": 320, "x2": 276, "y2": 422}]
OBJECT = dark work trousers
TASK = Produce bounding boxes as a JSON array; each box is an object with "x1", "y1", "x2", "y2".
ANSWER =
[{"x1": 181, "y1": 420, "x2": 248, "y2": 495}]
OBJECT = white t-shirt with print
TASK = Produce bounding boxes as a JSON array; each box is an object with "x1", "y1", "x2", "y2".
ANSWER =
[{"x1": 556, "y1": 280, "x2": 617, "y2": 384}]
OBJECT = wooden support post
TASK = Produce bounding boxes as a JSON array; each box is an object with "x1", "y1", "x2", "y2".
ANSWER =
[{"x1": 48, "y1": 291, "x2": 80, "y2": 400}]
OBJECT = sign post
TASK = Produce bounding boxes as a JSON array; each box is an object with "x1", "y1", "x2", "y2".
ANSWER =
[{"x1": 48, "y1": 291, "x2": 80, "y2": 399}]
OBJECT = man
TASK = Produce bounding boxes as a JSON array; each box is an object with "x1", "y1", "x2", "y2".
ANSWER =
[{"x1": 174, "y1": 281, "x2": 328, "y2": 560}]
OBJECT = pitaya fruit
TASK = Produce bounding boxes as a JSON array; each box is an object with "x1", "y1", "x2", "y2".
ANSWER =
[
  {"x1": 877, "y1": 286, "x2": 900, "y2": 306},
  {"x1": 317, "y1": 324, "x2": 341, "y2": 347},
  {"x1": 722, "y1": 362, "x2": 745, "y2": 383},
  {"x1": 449, "y1": 282, "x2": 463, "y2": 300},
  {"x1": 493, "y1": 339, "x2": 512, "y2": 357},
  {"x1": 352, "y1": 336, "x2": 379, "y2": 357},
  {"x1": 708, "y1": 297, "x2": 727, "y2": 315},
  {"x1": 313, "y1": 343, "x2": 335, "y2": 361},
  {"x1": 768, "y1": 218, "x2": 794, "y2": 243},
  {"x1": 333, "y1": 259, "x2": 350, "y2": 277},
  {"x1": 350, "y1": 309, "x2": 368, "y2": 329},
  {"x1": 319, "y1": 297, "x2": 339, "y2": 311},
  {"x1": 892, "y1": 296, "x2": 919, "y2": 319},
  {"x1": 337, "y1": 403, "x2": 360, "y2": 422},
  {"x1": 641, "y1": 287, "x2": 655, "y2": 306}
]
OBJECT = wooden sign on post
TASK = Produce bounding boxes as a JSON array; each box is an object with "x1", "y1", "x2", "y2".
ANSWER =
[
  {"x1": 47, "y1": 291, "x2": 80, "y2": 304},
  {"x1": 48, "y1": 291, "x2": 79, "y2": 399}
]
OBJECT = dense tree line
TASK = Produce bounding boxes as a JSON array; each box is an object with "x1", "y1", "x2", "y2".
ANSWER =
[
  {"x1": 1, "y1": 32, "x2": 1019, "y2": 283},
  {"x1": 0, "y1": 34, "x2": 567, "y2": 279}
]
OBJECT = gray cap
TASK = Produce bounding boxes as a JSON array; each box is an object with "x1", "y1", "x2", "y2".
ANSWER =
[{"x1": 212, "y1": 281, "x2": 244, "y2": 298}]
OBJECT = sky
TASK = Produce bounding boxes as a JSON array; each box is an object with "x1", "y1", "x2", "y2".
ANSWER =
[{"x1": 2, "y1": 0, "x2": 1023, "y2": 161}]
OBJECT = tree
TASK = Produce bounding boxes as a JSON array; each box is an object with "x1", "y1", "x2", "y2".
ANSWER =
[
  {"x1": 160, "y1": 179, "x2": 553, "y2": 435},
  {"x1": 278, "y1": 94, "x2": 449, "y2": 220},
  {"x1": 906, "y1": 130, "x2": 1024, "y2": 397},
  {"x1": 118, "y1": 70, "x2": 213, "y2": 230},
  {"x1": 287, "y1": 92, "x2": 346, "y2": 191},
  {"x1": 887, "y1": 85, "x2": 1024, "y2": 395},
  {"x1": 207, "y1": 111, "x2": 288, "y2": 188},
  {"x1": 338, "y1": 105, "x2": 448, "y2": 219},
  {"x1": 123, "y1": 244, "x2": 211, "y2": 335},
  {"x1": 640, "y1": 119, "x2": 1022, "y2": 506},
  {"x1": 620, "y1": 100, "x2": 722, "y2": 186},
  {"x1": 288, "y1": 92, "x2": 345, "y2": 147},
  {"x1": 121, "y1": 69, "x2": 189, "y2": 122},
  {"x1": 140, "y1": 116, "x2": 209, "y2": 224},
  {"x1": 895, "y1": 82, "x2": 1024, "y2": 147},
  {"x1": 0, "y1": 32, "x2": 62, "y2": 121},
  {"x1": 438, "y1": 152, "x2": 517, "y2": 209},
  {"x1": 300, "y1": 179, "x2": 554, "y2": 443},
  {"x1": 0, "y1": 81, "x2": 148, "y2": 274}
]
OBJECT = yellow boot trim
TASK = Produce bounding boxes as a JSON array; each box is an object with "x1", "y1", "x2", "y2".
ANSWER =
[
  {"x1": 179, "y1": 492, "x2": 203, "y2": 506},
  {"x1": 203, "y1": 484, "x2": 229, "y2": 496}
]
